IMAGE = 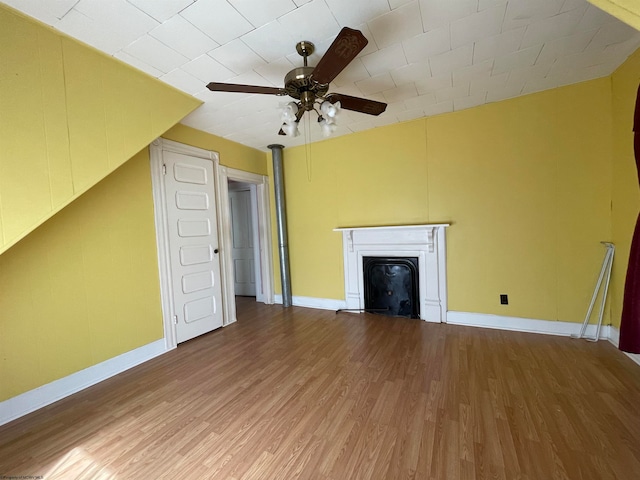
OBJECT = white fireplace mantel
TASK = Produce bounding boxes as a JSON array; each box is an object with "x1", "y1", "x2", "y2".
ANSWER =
[{"x1": 334, "y1": 224, "x2": 450, "y2": 323}]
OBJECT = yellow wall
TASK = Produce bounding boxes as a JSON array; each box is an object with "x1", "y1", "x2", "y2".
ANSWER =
[
  {"x1": 588, "y1": 0, "x2": 640, "y2": 30},
  {"x1": 163, "y1": 124, "x2": 267, "y2": 175},
  {"x1": 0, "y1": 5, "x2": 200, "y2": 255},
  {"x1": 0, "y1": 150, "x2": 163, "y2": 401},
  {"x1": 275, "y1": 79, "x2": 613, "y2": 323},
  {"x1": 611, "y1": 49, "x2": 640, "y2": 328}
]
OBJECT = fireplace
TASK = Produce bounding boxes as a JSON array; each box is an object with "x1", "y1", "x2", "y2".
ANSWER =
[
  {"x1": 334, "y1": 224, "x2": 449, "y2": 322},
  {"x1": 363, "y1": 256, "x2": 420, "y2": 318}
]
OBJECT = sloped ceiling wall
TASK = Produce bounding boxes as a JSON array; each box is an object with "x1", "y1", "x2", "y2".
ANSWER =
[{"x1": 0, "y1": 5, "x2": 201, "y2": 255}]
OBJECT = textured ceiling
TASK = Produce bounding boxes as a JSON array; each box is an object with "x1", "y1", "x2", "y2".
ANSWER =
[{"x1": 4, "y1": 0, "x2": 640, "y2": 151}]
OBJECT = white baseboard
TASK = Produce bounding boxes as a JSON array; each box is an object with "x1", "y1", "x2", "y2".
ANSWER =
[
  {"x1": 0, "y1": 339, "x2": 168, "y2": 427},
  {"x1": 447, "y1": 311, "x2": 611, "y2": 339},
  {"x1": 607, "y1": 326, "x2": 640, "y2": 367},
  {"x1": 274, "y1": 295, "x2": 347, "y2": 311}
]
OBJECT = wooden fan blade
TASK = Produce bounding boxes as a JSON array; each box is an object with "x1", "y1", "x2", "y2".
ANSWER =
[
  {"x1": 326, "y1": 93, "x2": 387, "y2": 116},
  {"x1": 207, "y1": 82, "x2": 285, "y2": 95},
  {"x1": 312, "y1": 27, "x2": 368, "y2": 85}
]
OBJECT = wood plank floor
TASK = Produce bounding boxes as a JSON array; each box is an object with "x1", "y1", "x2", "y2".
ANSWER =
[{"x1": 1, "y1": 297, "x2": 640, "y2": 479}]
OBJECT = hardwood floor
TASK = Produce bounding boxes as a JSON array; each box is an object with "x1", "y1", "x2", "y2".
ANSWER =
[{"x1": 1, "y1": 297, "x2": 640, "y2": 479}]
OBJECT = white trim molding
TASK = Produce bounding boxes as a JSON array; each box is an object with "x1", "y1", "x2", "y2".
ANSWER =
[
  {"x1": 334, "y1": 224, "x2": 449, "y2": 323},
  {"x1": 0, "y1": 340, "x2": 167, "y2": 427},
  {"x1": 447, "y1": 311, "x2": 612, "y2": 338},
  {"x1": 274, "y1": 295, "x2": 347, "y2": 311},
  {"x1": 606, "y1": 326, "x2": 640, "y2": 367}
]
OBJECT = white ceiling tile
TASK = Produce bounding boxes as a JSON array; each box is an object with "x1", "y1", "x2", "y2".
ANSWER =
[
  {"x1": 324, "y1": 0, "x2": 390, "y2": 27},
  {"x1": 367, "y1": 2, "x2": 422, "y2": 49},
  {"x1": 486, "y1": 81, "x2": 524, "y2": 102},
  {"x1": 74, "y1": 0, "x2": 159, "y2": 43},
  {"x1": 114, "y1": 50, "x2": 164, "y2": 77},
  {"x1": 284, "y1": 35, "x2": 335, "y2": 67},
  {"x1": 384, "y1": 101, "x2": 408, "y2": 114},
  {"x1": 182, "y1": 54, "x2": 236, "y2": 83},
  {"x1": 469, "y1": 71, "x2": 508, "y2": 94},
  {"x1": 560, "y1": 0, "x2": 585, "y2": 13},
  {"x1": 56, "y1": 10, "x2": 128, "y2": 54},
  {"x1": 472, "y1": 27, "x2": 526, "y2": 64},
  {"x1": 415, "y1": 74, "x2": 452, "y2": 94},
  {"x1": 356, "y1": 73, "x2": 396, "y2": 95},
  {"x1": 418, "y1": 0, "x2": 478, "y2": 31},
  {"x1": 241, "y1": 21, "x2": 297, "y2": 62},
  {"x1": 450, "y1": 5, "x2": 506, "y2": 49},
  {"x1": 478, "y1": 0, "x2": 507, "y2": 11},
  {"x1": 160, "y1": 68, "x2": 205, "y2": 94},
  {"x1": 333, "y1": 59, "x2": 372, "y2": 87},
  {"x1": 492, "y1": 44, "x2": 543, "y2": 75},
  {"x1": 435, "y1": 83, "x2": 470, "y2": 102},
  {"x1": 577, "y1": 4, "x2": 618, "y2": 30},
  {"x1": 382, "y1": 83, "x2": 418, "y2": 103},
  {"x1": 254, "y1": 57, "x2": 297, "y2": 86},
  {"x1": 122, "y1": 34, "x2": 189, "y2": 73},
  {"x1": 409, "y1": 93, "x2": 437, "y2": 109},
  {"x1": 506, "y1": 62, "x2": 553, "y2": 89},
  {"x1": 423, "y1": 100, "x2": 453, "y2": 116},
  {"x1": 180, "y1": 0, "x2": 254, "y2": 45},
  {"x1": 208, "y1": 39, "x2": 267, "y2": 75},
  {"x1": 454, "y1": 93, "x2": 487, "y2": 110},
  {"x1": 227, "y1": 0, "x2": 296, "y2": 28},
  {"x1": 391, "y1": 63, "x2": 431, "y2": 86},
  {"x1": 535, "y1": 30, "x2": 596, "y2": 64},
  {"x1": 520, "y1": 8, "x2": 585, "y2": 49},
  {"x1": 429, "y1": 45, "x2": 473, "y2": 77},
  {"x1": 149, "y1": 15, "x2": 219, "y2": 60},
  {"x1": 228, "y1": 71, "x2": 279, "y2": 88},
  {"x1": 397, "y1": 108, "x2": 427, "y2": 122},
  {"x1": 546, "y1": 47, "x2": 612, "y2": 78},
  {"x1": 452, "y1": 60, "x2": 493, "y2": 86},
  {"x1": 588, "y1": 21, "x2": 640, "y2": 50},
  {"x1": 277, "y1": 0, "x2": 340, "y2": 46},
  {"x1": 389, "y1": 0, "x2": 415, "y2": 9},
  {"x1": 354, "y1": 23, "x2": 382, "y2": 55},
  {"x1": 604, "y1": 34, "x2": 640, "y2": 58},
  {"x1": 402, "y1": 26, "x2": 451, "y2": 63},
  {"x1": 502, "y1": 0, "x2": 564, "y2": 32},
  {"x1": 127, "y1": 0, "x2": 195, "y2": 23},
  {"x1": 2, "y1": 0, "x2": 76, "y2": 23},
  {"x1": 361, "y1": 44, "x2": 407, "y2": 77}
]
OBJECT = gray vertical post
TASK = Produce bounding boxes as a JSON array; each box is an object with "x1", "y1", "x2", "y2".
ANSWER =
[{"x1": 268, "y1": 144, "x2": 293, "y2": 307}]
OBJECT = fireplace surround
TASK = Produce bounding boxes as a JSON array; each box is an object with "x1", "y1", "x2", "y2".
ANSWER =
[{"x1": 334, "y1": 224, "x2": 449, "y2": 322}]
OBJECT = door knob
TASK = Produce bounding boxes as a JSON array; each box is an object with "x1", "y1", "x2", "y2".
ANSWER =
[{"x1": 214, "y1": 248, "x2": 219, "y2": 254}]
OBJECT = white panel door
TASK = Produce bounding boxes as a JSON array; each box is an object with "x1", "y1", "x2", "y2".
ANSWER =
[
  {"x1": 164, "y1": 151, "x2": 223, "y2": 343},
  {"x1": 229, "y1": 188, "x2": 256, "y2": 296}
]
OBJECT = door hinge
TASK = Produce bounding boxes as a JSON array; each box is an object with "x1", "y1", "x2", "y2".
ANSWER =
[
  {"x1": 162, "y1": 164, "x2": 167, "y2": 175},
  {"x1": 173, "y1": 315, "x2": 178, "y2": 325}
]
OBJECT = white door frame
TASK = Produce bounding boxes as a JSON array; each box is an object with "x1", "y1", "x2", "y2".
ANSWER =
[
  {"x1": 150, "y1": 138, "x2": 274, "y2": 350},
  {"x1": 217, "y1": 165, "x2": 275, "y2": 326}
]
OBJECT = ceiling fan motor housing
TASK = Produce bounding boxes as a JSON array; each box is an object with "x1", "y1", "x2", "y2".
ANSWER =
[{"x1": 284, "y1": 66, "x2": 329, "y2": 110}]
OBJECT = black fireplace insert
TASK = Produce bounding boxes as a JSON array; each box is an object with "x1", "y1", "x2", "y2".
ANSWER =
[{"x1": 363, "y1": 256, "x2": 419, "y2": 319}]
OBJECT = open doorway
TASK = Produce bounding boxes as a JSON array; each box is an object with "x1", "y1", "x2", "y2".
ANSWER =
[
  {"x1": 228, "y1": 181, "x2": 260, "y2": 299},
  {"x1": 216, "y1": 165, "x2": 274, "y2": 325}
]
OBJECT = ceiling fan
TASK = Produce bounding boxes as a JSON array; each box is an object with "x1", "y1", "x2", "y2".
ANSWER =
[{"x1": 206, "y1": 27, "x2": 387, "y2": 137}]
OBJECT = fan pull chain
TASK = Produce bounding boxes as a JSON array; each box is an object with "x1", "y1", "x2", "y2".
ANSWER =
[{"x1": 305, "y1": 114, "x2": 312, "y2": 182}]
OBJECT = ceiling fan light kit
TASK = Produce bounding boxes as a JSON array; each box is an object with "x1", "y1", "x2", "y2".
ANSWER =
[{"x1": 206, "y1": 27, "x2": 387, "y2": 140}]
